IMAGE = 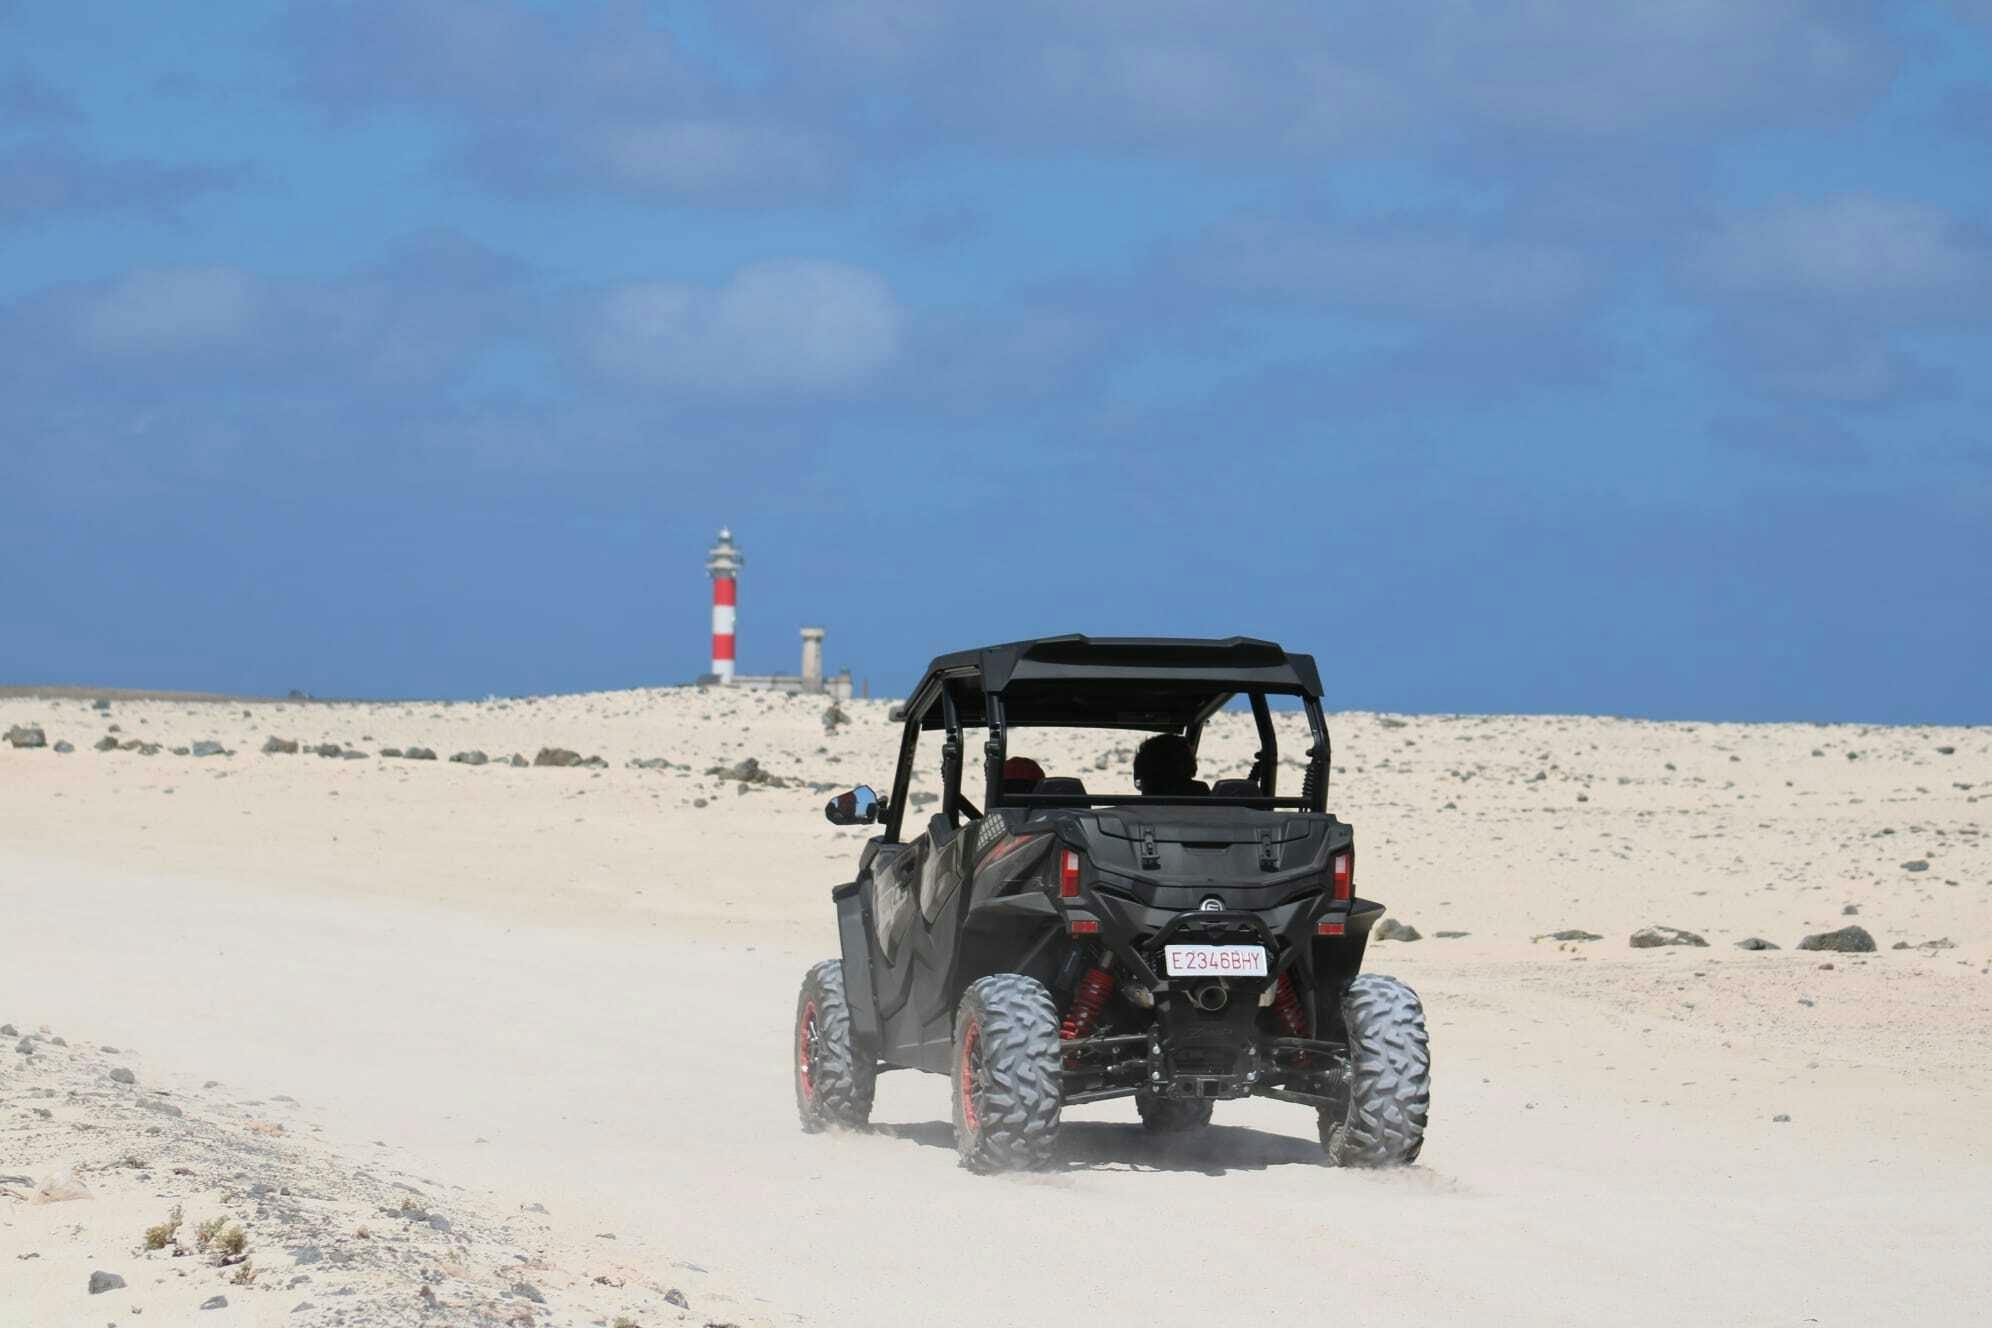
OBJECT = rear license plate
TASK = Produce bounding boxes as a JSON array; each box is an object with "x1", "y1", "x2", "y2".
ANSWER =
[{"x1": 1163, "y1": 944, "x2": 1268, "y2": 978}]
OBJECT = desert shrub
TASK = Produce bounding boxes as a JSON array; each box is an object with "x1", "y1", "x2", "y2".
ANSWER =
[{"x1": 143, "y1": 1204, "x2": 183, "y2": 1251}]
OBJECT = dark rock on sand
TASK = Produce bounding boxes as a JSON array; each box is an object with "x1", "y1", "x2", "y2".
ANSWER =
[
  {"x1": 1796, "y1": 925, "x2": 1876, "y2": 953},
  {"x1": 1630, "y1": 925, "x2": 1707, "y2": 948}
]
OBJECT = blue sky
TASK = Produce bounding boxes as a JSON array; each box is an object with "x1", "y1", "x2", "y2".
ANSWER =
[{"x1": 3, "y1": 1, "x2": 1988, "y2": 721}]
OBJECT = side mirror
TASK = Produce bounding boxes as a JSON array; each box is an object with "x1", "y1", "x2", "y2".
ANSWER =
[{"x1": 825, "y1": 784, "x2": 883, "y2": 826}]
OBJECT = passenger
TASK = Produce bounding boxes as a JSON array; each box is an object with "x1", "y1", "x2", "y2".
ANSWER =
[
  {"x1": 1000, "y1": 755, "x2": 1046, "y2": 796},
  {"x1": 1133, "y1": 733, "x2": 1202, "y2": 797}
]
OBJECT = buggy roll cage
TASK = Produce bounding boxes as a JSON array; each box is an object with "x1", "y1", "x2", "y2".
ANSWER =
[{"x1": 879, "y1": 636, "x2": 1333, "y2": 842}]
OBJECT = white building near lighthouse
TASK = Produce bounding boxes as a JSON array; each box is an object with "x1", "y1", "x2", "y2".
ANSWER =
[{"x1": 696, "y1": 527, "x2": 854, "y2": 700}]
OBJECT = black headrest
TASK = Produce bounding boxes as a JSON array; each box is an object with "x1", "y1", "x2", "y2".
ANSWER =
[
  {"x1": 1209, "y1": 779, "x2": 1262, "y2": 798},
  {"x1": 1035, "y1": 777, "x2": 1088, "y2": 797}
]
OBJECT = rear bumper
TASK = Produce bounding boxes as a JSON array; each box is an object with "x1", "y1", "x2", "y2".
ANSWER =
[{"x1": 1061, "y1": 1030, "x2": 1348, "y2": 1106}]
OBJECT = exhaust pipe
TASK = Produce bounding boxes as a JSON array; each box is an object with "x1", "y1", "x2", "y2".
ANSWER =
[{"x1": 1189, "y1": 982, "x2": 1229, "y2": 1012}]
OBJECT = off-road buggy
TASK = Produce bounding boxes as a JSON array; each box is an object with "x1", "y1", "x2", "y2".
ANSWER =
[{"x1": 794, "y1": 636, "x2": 1430, "y2": 1172}]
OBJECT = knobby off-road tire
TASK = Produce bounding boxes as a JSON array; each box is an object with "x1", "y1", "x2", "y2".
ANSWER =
[
  {"x1": 1319, "y1": 973, "x2": 1430, "y2": 1166},
  {"x1": 952, "y1": 974, "x2": 1063, "y2": 1172},
  {"x1": 1136, "y1": 1092, "x2": 1214, "y2": 1133},
  {"x1": 794, "y1": 959, "x2": 876, "y2": 1133}
]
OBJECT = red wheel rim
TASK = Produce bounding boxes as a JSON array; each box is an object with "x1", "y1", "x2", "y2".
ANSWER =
[
  {"x1": 797, "y1": 1000, "x2": 818, "y2": 1106},
  {"x1": 958, "y1": 1017, "x2": 982, "y2": 1133}
]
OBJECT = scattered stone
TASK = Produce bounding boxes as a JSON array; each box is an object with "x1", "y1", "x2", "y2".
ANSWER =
[
  {"x1": 171, "y1": 746, "x2": 190, "y2": 755},
  {"x1": 94, "y1": 735, "x2": 120, "y2": 751},
  {"x1": 16, "y1": 1037, "x2": 33, "y2": 1054},
  {"x1": 201, "y1": 1295, "x2": 228, "y2": 1310},
  {"x1": 139, "y1": 1097, "x2": 184, "y2": 1118},
  {"x1": 110, "y1": 1067, "x2": 135, "y2": 1085},
  {"x1": 92, "y1": 698, "x2": 110, "y2": 711},
  {"x1": 822, "y1": 704, "x2": 849, "y2": 734},
  {"x1": 1735, "y1": 937, "x2": 1780, "y2": 950},
  {"x1": 1630, "y1": 925, "x2": 1707, "y2": 948},
  {"x1": 1818, "y1": 962, "x2": 1835, "y2": 970},
  {"x1": 1936, "y1": 745, "x2": 1955, "y2": 755},
  {"x1": 402, "y1": 747, "x2": 437, "y2": 761},
  {"x1": 1901, "y1": 860, "x2": 1929, "y2": 873},
  {"x1": 1373, "y1": 918, "x2": 1421, "y2": 942},
  {"x1": 292, "y1": 1246, "x2": 322, "y2": 1266},
  {"x1": 1434, "y1": 930, "x2": 1471, "y2": 939},
  {"x1": 0, "y1": 1023, "x2": 12, "y2": 1035},
  {"x1": 628, "y1": 757, "x2": 672, "y2": 770},
  {"x1": 52, "y1": 739, "x2": 74, "y2": 753},
  {"x1": 533, "y1": 748, "x2": 583, "y2": 768},
  {"x1": 88, "y1": 1271, "x2": 125, "y2": 1295},
  {"x1": 1772, "y1": 1114, "x2": 1791, "y2": 1124},
  {"x1": 262, "y1": 737, "x2": 300, "y2": 755},
  {"x1": 512, "y1": 1282, "x2": 544, "y2": 1304},
  {"x1": 449, "y1": 750, "x2": 488, "y2": 766},
  {"x1": 1540, "y1": 929, "x2": 1603, "y2": 942},
  {"x1": 1796, "y1": 924, "x2": 1876, "y2": 953},
  {"x1": 191, "y1": 740, "x2": 226, "y2": 758},
  {"x1": 507, "y1": 754, "x2": 528, "y2": 767},
  {"x1": 380, "y1": 748, "x2": 403, "y2": 758},
  {"x1": 313, "y1": 744, "x2": 342, "y2": 758},
  {"x1": 5, "y1": 724, "x2": 47, "y2": 748},
  {"x1": 341, "y1": 749, "x2": 368, "y2": 760},
  {"x1": 664, "y1": 1288, "x2": 690, "y2": 1309}
]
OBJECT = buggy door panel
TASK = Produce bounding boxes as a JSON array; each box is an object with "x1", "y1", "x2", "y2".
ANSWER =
[
  {"x1": 872, "y1": 838, "x2": 924, "y2": 970},
  {"x1": 917, "y1": 813, "x2": 968, "y2": 924}
]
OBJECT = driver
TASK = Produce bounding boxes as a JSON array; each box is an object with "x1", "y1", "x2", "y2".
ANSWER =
[
  {"x1": 1000, "y1": 755, "x2": 1046, "y2": 795},
  {"x1": 1133, "y1": 733, "x2": 1202, "y2": 796}
]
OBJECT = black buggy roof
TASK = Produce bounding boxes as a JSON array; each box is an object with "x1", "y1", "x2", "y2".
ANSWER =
[{"x1": 905, "y1": 635, "x2": 1323, "y2": 732}]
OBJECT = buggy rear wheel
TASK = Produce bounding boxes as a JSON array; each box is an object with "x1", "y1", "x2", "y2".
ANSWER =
[
  {"x1": 794, "y1": 959, "x2": 876, "y2": 1133},
  {"x1": 1319, "y1": 973, "x2": 1429, "y2": 1166},
  {"x1": 952, "y1": 974, "x2": 1062, "y2": 1172},
  {"x1": 1136, "y1": 1092, "x2": 1214, "y2": 1133}
]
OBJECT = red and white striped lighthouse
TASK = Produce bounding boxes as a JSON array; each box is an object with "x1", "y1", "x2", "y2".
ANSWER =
[{"x1": 705, "y1": 526, "x2": 743, "y2": 683}]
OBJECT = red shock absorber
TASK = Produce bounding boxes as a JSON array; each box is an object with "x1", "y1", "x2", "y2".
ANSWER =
[
  {"x1": 1061, "y1": 966, "x2": 1116, "y2": 1040},
  {"x1": 1271, "y1": 973, "x2": 1308, "y2": 1039}
]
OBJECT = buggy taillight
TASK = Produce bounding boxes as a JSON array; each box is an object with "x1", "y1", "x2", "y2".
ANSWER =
[
  {"x1": 1332, "y1": 850, "x2": 1353, "y2": 901},
  {"x1": 1059, "y1": 850, "x2": 1081, "y2": 898}
]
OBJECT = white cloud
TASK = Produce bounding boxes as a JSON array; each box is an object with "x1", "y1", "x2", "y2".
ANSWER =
[
  {"x1": 1194, "y1": 218, "x2": 1595, "y2": 323},
  {"x1": 1690, "y1": 196, "x2": 1992, "y2": 311},
  {"x1": 584, "y1": 119, "x2": 836, "y2": 201},
  {"x1": 744, "y1": 0, "x2": 1892, "y2": 156},
  {"x1": 587, "y1": 260, "x2": 902, "y2": 394},
  {"x1": 77, "y1": 267, "x2": 258, "y2": 351}
]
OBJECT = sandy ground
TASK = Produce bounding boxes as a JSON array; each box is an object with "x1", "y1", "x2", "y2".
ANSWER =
[{"x1": 3, "y1": 687, "x2": 1989, "y2": 1327}]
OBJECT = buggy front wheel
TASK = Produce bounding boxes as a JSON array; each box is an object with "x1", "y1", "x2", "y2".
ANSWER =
[{"x1": 794, "y1": 959, "x2": 876, "y2": 1132}]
